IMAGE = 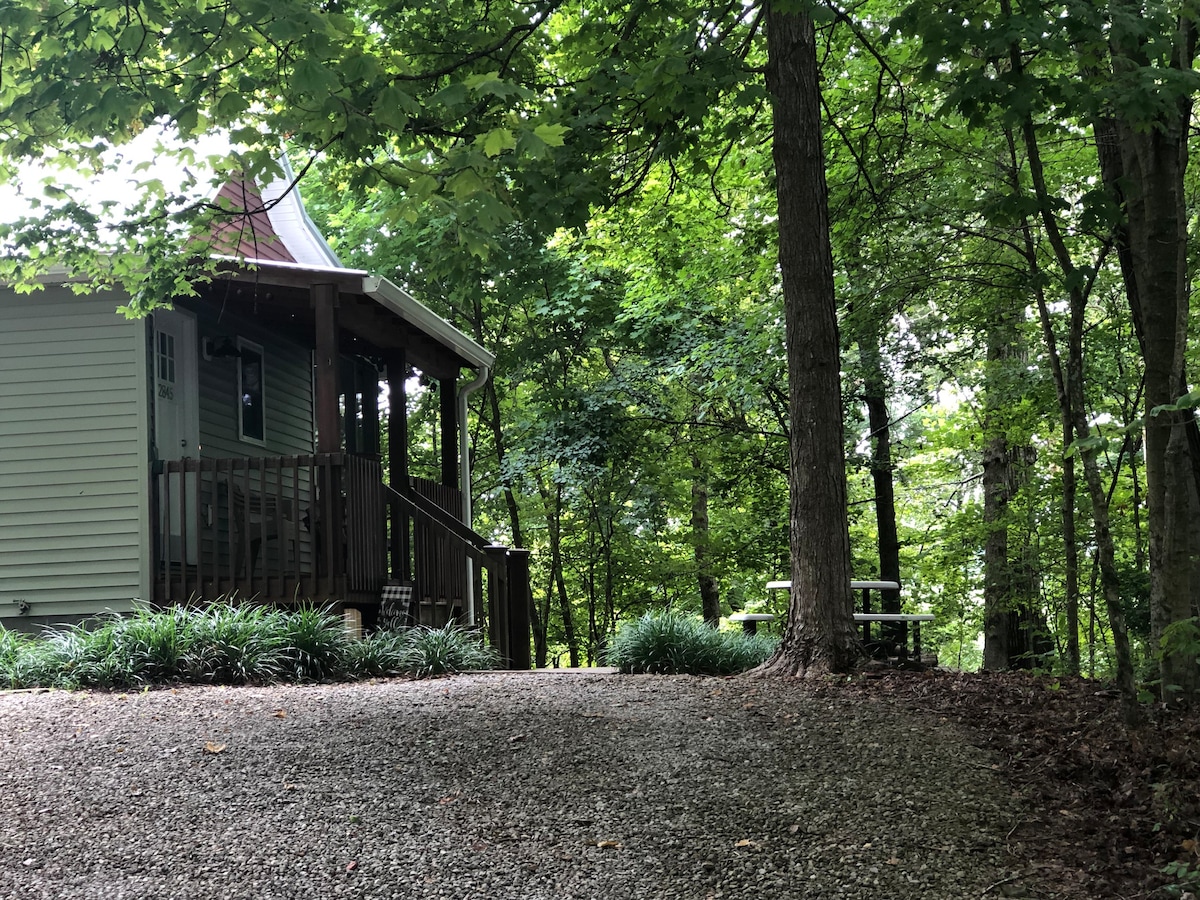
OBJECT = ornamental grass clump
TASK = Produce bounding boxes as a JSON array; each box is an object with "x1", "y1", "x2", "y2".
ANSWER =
[
  {"x1": 609, "y1": 611, "x2": 778, "y2": 676},
  {"x1": 275, "y1": 604, "x2": 354, "y2": 682},
  {"x1": 0, "y1": 605, "x2": 500, "y2": 689},
  {"x1": 344, "y1": 628, "x2": 410, "y2": 677},
  {"x1": 0, "y1": 628, "x2": 58, "y2": 689},
  {"x1": 395, "y1": 625, "x2": 501, "y2": 678}
]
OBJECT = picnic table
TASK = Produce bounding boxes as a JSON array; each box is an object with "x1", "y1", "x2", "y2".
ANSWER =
[{"x1": 765, "y1": 580, "x2": 933, "y2": 659}]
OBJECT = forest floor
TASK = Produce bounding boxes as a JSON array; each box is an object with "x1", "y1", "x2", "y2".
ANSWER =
[{"x1": 811, "y1": 670, "x2": 1200, "y2": 899}]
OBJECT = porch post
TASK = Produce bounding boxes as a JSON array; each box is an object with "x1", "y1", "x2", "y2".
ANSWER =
[
  {"x1": 386, "y1": 351, "x2": 410, "y2": 581},
  {"x1": 439, "y1": 376, "x2": 458, "y2": 490},
  {"x1": 362, "y1": 364, "x2": 381, "y2": 456},
  {"x1": 343, "y1": 362, "x2": 359, "y2": 455},
  {"x1": 313, "y1": 284, "x2": 341, "y2": 454},
  {"x1": 505, "y1": 548, "x2": 532, "y2": 670}
]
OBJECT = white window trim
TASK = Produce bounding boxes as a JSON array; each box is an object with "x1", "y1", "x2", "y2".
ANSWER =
[{"x1": 237, "y1": 337, "x2": 267, "y2": 446}]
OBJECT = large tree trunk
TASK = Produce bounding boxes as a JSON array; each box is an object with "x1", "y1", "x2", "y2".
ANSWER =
[
  {"x1": 1098, "y1": 3, "x2": 1198, "y2": 700},
  {"x1": 1117, "y1": 119, "x2": 1197, "y2": 699},
  {"x1": 756, "y1": 3, "x2": 858, "y2": 676},
  {"x1": 981, "y1": 306, "x2": 1045, "y2": 671}
]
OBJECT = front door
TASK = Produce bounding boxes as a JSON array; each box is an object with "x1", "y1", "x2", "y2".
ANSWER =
[{"x1": 154, "y1": 310, "x2": 200, "y2": 563}]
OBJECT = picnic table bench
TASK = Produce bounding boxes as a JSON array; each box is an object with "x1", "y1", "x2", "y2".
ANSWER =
[{"x1": 765, "y1": 580, "x2": 933, "y2": 659}]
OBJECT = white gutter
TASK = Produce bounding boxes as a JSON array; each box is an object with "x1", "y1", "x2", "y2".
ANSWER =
[
  {"x1": 361, "y1": 275, "x2": 496, "y2": 370},
  {"x1": 458, "y1": 364, "x2": 492, "y2": 626}
]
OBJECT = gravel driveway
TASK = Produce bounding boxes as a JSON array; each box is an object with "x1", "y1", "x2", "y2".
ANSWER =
[{"x1": 0, "y1": 672, "x2": 1035, "y2": 899}]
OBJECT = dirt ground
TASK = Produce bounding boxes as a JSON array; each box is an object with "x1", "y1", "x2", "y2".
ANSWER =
[{"x1": 810, "y1": 670, "x2": 1200, "y2": 899}]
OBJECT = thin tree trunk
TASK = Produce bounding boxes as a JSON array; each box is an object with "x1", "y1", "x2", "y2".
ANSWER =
[
  {"x1": 484, "y1": 382, "x2": 546, "y2": 665},
  {"x1": 692, "y1": 451, "x2": 721, "y2": 627},
  {"x1": 1062, "y1": 430, "x2": 1081, "y2": 675},
  {"x1": 540, "y1": 480, "x2": 579, "y2": 668},
  {"x1": 856, "y1": 320, "x2": 903, "y2": 650},
  {"x1": 998, "y1": 101, "x2": 1140, "y2": 722}
]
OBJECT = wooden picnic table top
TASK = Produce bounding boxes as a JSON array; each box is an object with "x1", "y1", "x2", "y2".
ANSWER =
[{"x1": 766, "y1": 580, "x2": 901, "y2": 591}]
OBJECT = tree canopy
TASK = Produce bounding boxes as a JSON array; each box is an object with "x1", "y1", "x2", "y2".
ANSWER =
[{"x1": 2, "y1": 0, "x2": 1200, "y2": 697}]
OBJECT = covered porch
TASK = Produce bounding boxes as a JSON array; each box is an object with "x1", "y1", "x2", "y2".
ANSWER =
[{"x1": 148, "y1": 263, "x2": 531, "y2": 667}]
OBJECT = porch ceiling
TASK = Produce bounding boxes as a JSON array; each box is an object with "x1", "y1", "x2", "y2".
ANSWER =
[{"x1": 198, "y1": 263, "x2": 488, "y2": 380}]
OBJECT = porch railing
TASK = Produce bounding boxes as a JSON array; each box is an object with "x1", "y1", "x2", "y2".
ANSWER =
[
  {"x1": 151, "y1": 453, "x2": 386, "y2": 604},
  {"x1": 151, "y1": 453, "x2": 533, "y2": 668},
  {"x1": 385, "y1": 482, "x2": 532, "y2": 669}
]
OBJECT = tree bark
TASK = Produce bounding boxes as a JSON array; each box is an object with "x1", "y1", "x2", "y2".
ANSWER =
[
  {"x1": 755, "y1": 3, "x2": 858, "y2": 676},
  {"x1": 855, "y1": 312, "x2": 903, "y2": 647},
  {"x1": 1099, "y1": 3, "x2": 1198, "y2": 700},
  {"x1": 692, "y1": 452, "x2": 721, "y2": 627},
  {"x1": 483, "y1": 381, "x2": 548, "y2": 665},
  {"x1": 1000, "y1": 109, "x2": 1139, "y2": 721},
  {"x1": 540, "y1": 480, "x2": 580, "y2": 668},
  {"x1": 1116, "y1": 119, "x2": 1197, "y2": 698}
]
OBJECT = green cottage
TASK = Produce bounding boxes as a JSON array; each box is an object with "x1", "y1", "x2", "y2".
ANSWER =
[{"x1": 0, "y1": 167, "x2": 525, "y2": 658}]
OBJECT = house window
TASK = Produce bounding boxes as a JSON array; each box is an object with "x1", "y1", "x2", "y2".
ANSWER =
[
  {"x1": 157, "y1": 331, "x2": 176, "y2": 387},
  {"x1": 237, "y1": 338, "x2": 265, "y2": 444}
]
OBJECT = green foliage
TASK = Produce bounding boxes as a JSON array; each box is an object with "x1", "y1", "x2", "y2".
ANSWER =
[
  {"x1": 275, "y1": 605, "x2": 354, "y2": 682},
  {"x1": 396, "y1": 625, "x2": 501, "y2": 678},
  {"x1": 0, "y1": 606, "x2": 498, "y2": 689},
  {"x1": 608, "y1": 611, "x2": 777, "y2": 676},
  {"x1": 1161, "y1": 859, "x2": 1200, "y2": 898}
]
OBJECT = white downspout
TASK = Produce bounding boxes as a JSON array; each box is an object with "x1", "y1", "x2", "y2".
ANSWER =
[{"x1": 458, "y1": 365, "x2": 491, "y2": 625}]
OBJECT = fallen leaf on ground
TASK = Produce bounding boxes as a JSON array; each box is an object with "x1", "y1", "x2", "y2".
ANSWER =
[
  {"x1": 735, "y1": 839, "x2": 757, "y2": 848},
  {"x1": 203, "y1": 741, "x2": 226, "y2": 754},
  {"x1": 345, "y1": 861, "x2": 357, "y2": 872},
  {"x1": 272, "y1": 709, "x2": 287, "y2": 719},
  {"x1": 595, "y1": 840, "x2": 622, "y2": 849}
]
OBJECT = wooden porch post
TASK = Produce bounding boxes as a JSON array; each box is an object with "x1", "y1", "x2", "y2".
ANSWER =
[
  {"x1": 387, "y1": 351, "x2": 410, "y2": 581},
  {"x1": 313, "y1": 284, "x2": 341, "y2": 454},
  {"x1": 343, "y1": 362, "x2": 359, "y2": 455},
  {"x1": 505, "y1": 548, "x2": 532, "y2": 670},
  {"x1": 362, "y1": 364, "x2": 381, "y2": 457},
  {"x1": 439, "y1": 376, "x2": 458, "y2": 490}
]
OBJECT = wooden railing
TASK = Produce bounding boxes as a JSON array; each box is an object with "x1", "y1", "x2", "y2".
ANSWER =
[
  {"x1": 385, "y1": 481, "x2": 532, "y2": 669},
  {"x1": 151, "y1": 453, "x2": 386, "y2": 604},
  {"x1": 152, "y1": 453, "x2": 533, "y2": 668}
]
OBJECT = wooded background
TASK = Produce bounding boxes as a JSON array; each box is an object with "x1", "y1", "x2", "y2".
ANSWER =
[{"x1": 2, "y1": 0, "x2": 1199, "y2": 699}]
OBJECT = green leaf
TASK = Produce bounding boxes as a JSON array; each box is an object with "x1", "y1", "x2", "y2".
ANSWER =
[
  {"x1": 533, "y1": 123, "x2": 569, "y2": 147},
  {"x1": 482, "y1": 127, "x2": 516, "y2": 158}
]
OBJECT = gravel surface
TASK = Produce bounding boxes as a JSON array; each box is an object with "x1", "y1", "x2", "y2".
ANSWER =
[{"x1": 0, "y1": 673, "x2": 1035, "y2": 899}]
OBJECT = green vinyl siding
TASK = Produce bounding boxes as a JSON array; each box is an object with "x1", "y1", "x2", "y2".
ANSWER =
[
  {"x1": 0, "y1": 287, "x2": 149, "y2": 620},
  {"x1": 192, "y1": 309, "x2": 314, "y2": 459}
]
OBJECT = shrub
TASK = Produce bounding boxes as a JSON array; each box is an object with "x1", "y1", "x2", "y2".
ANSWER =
[
  {"x1": 276, "y1": 605, "x2": 353, "y2": 681},
  {"x1": 0, "y1": 629, "x2": 57, "y2": 689},
  {"x1": 394, "y1": 625, "x2": 501, "y2": 678},
  {"x1": 179, "y1": 604, "x2": 289, "y2": 684},
  {"x1": 608, "y1": 611, "x2": 777, "y2": 676},
  {"x1": 344, "y1": 628, "x2": 410, "y2": 677},
  {"x1": 44, "y1": 620, "x2": 135, "y2": 689},
  {"x1": 0, "y1": 606, "x2": 501, "y2": 689}
]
